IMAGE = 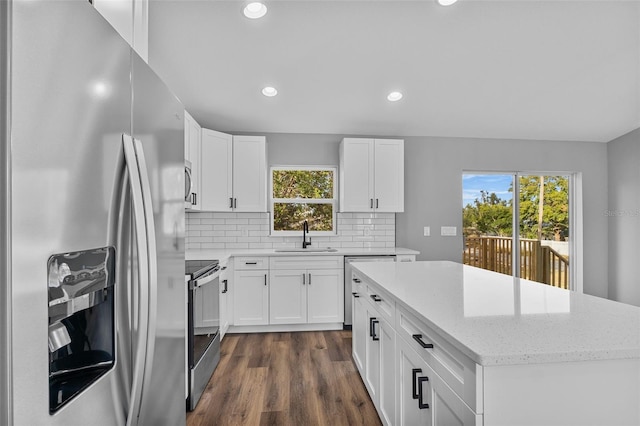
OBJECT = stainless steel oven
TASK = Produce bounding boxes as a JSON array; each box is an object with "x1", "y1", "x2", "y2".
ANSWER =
[{"x1": 185, "y1": 260, "x2": 220, "y2": 411}]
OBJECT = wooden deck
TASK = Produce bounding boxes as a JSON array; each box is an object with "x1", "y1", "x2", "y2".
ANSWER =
[{"x1": 463, "y1": 236, "x2": 569, "y2": 289}]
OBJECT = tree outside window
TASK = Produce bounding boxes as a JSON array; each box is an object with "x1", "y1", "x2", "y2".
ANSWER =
[{"x1": 271, "y1": 167, "x2": 336, "y2": 234}]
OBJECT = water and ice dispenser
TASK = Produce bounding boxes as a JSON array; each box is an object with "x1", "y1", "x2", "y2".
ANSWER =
[{"x1": 47, "y1": 247, "x2": 116, "y2": 413}]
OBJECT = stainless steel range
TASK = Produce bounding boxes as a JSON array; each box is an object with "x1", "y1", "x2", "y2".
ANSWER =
[{"x1": 185, "y1": 260, "x2": 221, "y2": 411}]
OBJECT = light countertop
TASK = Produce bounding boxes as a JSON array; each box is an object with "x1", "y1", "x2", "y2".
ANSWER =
[
  {"x1": 352, "y1": 260, "x2": 640, "y2": 366},
  {"x1": 185, "y1": 247, "x2": 419, "y2": 262}
]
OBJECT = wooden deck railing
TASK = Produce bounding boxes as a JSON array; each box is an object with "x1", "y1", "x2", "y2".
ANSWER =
[{"x1": 463, "y1": 236, "x2": 569, "y2": 289}]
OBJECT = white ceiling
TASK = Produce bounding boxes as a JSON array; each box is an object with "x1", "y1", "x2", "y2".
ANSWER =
[{"x1": 148, "y1": 0, "x2": 640, "y2": 143}]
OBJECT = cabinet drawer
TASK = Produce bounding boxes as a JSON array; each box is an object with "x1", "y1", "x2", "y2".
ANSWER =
[
  {"x1": 358, "y1": 275, "x2": 395, "y2": 327},
  {"x1": 270, "y1": 256, "x2": 342, "y2": 270},
  {"x1": 234, "y1": 256, "x2": 268, "y2": 270},
  {"x1": 396, "y1": 306, "x2": 482, "y2": 413}
]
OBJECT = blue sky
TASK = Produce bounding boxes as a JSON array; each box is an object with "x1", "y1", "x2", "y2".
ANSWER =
[{"x1": 462, "y1": 174, "x2": 513, "y2": 207}]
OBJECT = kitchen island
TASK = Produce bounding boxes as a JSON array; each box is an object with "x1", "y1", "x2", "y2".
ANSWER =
[{"x1": 350, "y1": 260, "x2": 640, "y2": 426}]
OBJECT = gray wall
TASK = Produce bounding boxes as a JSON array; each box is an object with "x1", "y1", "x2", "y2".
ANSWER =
[
  {"x1": 397, "y1": 137, "x2": 609, "y2": 299},
  {"x1": 236, "y1": 132, "x2": 610, "y2": 298},
  {"x1": 607, "y1": 128, "x2": 640, "y2": 306}
]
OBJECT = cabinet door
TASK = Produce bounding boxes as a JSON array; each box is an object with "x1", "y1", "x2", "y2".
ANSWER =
[
  {"x1": 201, "y1": 129, "x2": 233, "y2": 211},
  {"x1": 307, "y1": 269, "x2": 343, "y2": 323},
  {"x1": 379, "y1": 316, "x2": 396, "y2": 426},
  {"x1": 352, "y1": 292, "x2": 367, "y2": 374},
  {"x1": 233, "y1": 270, "x2": 269, "y2": 326},
  {"x1": 374, "y1": 139, "x2": 404, "y2": 213},
  {"x1": 340, "y1": 138, "x2": 374, "y2": 212},
  {"x1": 269, "y1": 269, "x2": 307, "y2": 324},
  {"x1": 365, "y1": 306, "x2": 381, "y2": 405},
  {"x1": 187, "y1": 112, "x2": 202, "y2": 210},
  {"x1": 396, "y1": 337, "x2": 432, "y2": 426},
  {"x1": 232, "y1": 135, "x2": 266, "y2": 212},
  {"x1": 219, "y1": 275, "x2": 229, "y2": 339}
]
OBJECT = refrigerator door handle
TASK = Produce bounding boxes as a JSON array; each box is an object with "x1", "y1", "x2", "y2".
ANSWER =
[
  {"x1": 122, "y1": 134, "x2": 155, "y2": 426},
  {"x1": 131, "y1": 137, "x2": 158, "y2": 423}
]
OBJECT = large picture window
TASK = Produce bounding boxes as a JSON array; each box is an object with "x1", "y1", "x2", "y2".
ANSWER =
[{"x1": 270, "y1": 167, "x2": 337, "y2": 235}]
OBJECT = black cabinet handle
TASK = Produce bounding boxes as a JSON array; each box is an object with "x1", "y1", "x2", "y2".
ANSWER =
[
  {"x1": 369, "y1": 317, "x2": 376, "y2": 338},
  {"x1": 229, "y1": 197, "x2": 233, "y2": 208},
  {"x1": 264, "y1": 274, "x2": 267, "y2": 286},
  {"x1": 370, "y1": 198, "x2": 373, "y2": 209},
  {"x1": 417, "y1": 376, "x2": 430, "y2": 409},
  {"x1": 352, "y1": 292, "x2": 360, "y2": 298},
  {"x1": 192, "y1": 193, "x2": 197, "y2": 205},
  {"x1": 376, "y1": 198, "x2": 379, "y2": 209},
  {"x1": 371, "y1": 318, "x2": 379, "y2": 341},
  {"x1": 352, "y1": 277, "x2": 361, "y2": 283},
  {"x1": 308, "y1": 273, "x2": 311, "y2": 285},
  {"x1": 412, "y1": 368, "x2": 422, "y2": 399},
  {"x1": 370, "y1": 294, "x2": 382, "y2": 302},
  {"x1": 245, "y1": 262, "x2": 257, "y2": 265},
  {"x1": 234, "y1": 198, "x2": 237, "y2": 208},
  {"x1": 221, "y1": 266, "x2": 227, "y2": 270},
  {"x1": 222, "y1": 279, "x2": 228, "y2": 293},
  {"x1": 412, "y1": 334, "x2": 434, "y2": 349}
]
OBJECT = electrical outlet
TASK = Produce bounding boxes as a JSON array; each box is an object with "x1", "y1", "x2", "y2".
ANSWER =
[{"x1": 423, "y1": 226, "x2": 430, "y2": 237}]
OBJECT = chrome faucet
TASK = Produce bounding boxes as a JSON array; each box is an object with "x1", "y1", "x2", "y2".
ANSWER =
[{"x1": 302, "y1": 220, "x2": 311, "y2": 248}]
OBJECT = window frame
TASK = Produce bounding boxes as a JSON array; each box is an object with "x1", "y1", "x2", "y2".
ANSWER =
[{"x1": 269, "y1": 165, "x2": 338, "y2": 236}]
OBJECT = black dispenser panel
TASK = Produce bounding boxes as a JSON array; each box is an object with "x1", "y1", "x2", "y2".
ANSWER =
[{"x1": 47, "y1": 247, "x2": 116, "y2": 413}]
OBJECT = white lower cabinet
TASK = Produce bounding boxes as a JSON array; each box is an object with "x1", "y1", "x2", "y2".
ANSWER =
[
  {"x1": 353, "y1": 270, "x2": 482, "y2": 426},
  {"x1": 219, "y1": 262, "x2": 230, "y2": 339},
  {"x1": 233, "y1": 269, "x2": 269, "y2": 326},
  {"x1": 268, "y1": 256, "x2": 344, "y2": 326},
  {"x1": 396, "y1": 336, "x2": 480, "y2": 426},
  {"x1": 352, "y1": 289, "x2": 367, "y2": 373}
]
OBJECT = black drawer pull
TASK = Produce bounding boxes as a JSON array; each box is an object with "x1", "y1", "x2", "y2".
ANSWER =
[
  {"x1": 370, "y1": 294, "x2": 382, "y2": 302},
  {"x1": 371, "y1": 318, "x2": 379, "y2": 341},
  {"x1": 352, "y1": 292, "x2": 360, "y2": 298},
  {"x1": 222, "y1": 279, "x2": 228, "y2": 293},
  {"x1": 412, "y1": 334, "x2": 434, "y2": 349},
  {"x1": 412, "y1": 368, "x2": 422, "y2": 399},
  {"x1": 417, "y1": 376, "x2": 430, "y2": 409},
  {"x1": 264, "y1": 274, "x2": 267, "y2": 286},
  {"x1": 245, "y1": 261, "x2": 258, "y2": 265},
  {"x1": 352, "y1": 277, "x2": 361, "y2": 283}
]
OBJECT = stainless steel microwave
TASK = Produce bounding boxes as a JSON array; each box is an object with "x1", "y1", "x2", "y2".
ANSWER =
[{"x1": 185, "y1": 160, "x2": 195, "y2": 208}]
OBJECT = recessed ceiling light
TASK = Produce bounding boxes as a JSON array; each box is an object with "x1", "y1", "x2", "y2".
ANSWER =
[
  {"x1": 262, "y1": 86, "x2": 278, "y2": 97},
  {"x1": 243, "y1": 2, "x2": 267, "y2": 19},
  {"x1": 387, "y1": 91, "x2": 403, "y2": 102},
  {"x1": 437, "y1": 0, "x2": 458, "y2": 6}
]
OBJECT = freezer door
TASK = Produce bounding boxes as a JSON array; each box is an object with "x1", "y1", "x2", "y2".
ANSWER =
[{"x1": 131, "y1": 53, "x2": 185, "y2": 425}]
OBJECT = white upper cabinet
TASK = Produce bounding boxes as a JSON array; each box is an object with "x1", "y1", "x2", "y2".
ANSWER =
[
  {"x1": 232, "y1": 136, "x2": 267, "y2": 212},
  {"x1": 93, "y1": 0, "x2": 148, "y2": 62},
  {"x1": 200, "y1": 129, "x2": 232, "y2": 211},
  {"x1": 340, "y1": 138, "x2": 404, "y2": 213},
  {"x1": 199, "y1": 132, "x2": 267, "y2": 212},
  {"x1": 184, "y1": 111, "x2": 202, "y2": 210}
]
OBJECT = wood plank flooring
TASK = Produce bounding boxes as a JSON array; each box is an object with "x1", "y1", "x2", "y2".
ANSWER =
[{"x1": 187, "y1": 331, "x2": 382, "y2": 426}]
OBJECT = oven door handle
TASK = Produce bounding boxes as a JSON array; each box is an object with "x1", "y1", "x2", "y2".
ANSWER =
[{"x1": 193, "y1": 272, "x2": 218, "y2": 289}]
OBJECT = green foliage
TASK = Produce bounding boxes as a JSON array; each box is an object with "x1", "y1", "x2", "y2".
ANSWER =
[
  {"x1": 518, "y1": 176, "x2": 569, "y2": 240},
  {"x1": 463, "y1": 190, "x2": 512, "y2": 237},
  {"x1": 272, "y1": 170, "x2": 335, "y2": 232},
  {"x1": 273, "y1": 170, "x2": 333, "y2": 199},
  {"x1": 463, "y1": 176, "x2": 569, "y2": 241}
]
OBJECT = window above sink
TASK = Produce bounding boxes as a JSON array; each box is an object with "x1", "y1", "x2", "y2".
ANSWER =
[{"x1": 270, "y1": 166, "x2": 337, "y2": 236}]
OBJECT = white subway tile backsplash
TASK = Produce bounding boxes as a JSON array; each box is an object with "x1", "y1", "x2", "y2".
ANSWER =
[{"x1": 185, "y1": 211, "x2": 395, "y2": 250}]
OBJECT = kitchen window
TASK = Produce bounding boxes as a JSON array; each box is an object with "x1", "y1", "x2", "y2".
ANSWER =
[{"x1": 270, "y1": 167, "x2": 337, "y2": 235}]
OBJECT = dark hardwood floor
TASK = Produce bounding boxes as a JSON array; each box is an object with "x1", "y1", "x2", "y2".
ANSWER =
[{"x1": 187, "y1": 331, "x2": 382, "y2": 426}]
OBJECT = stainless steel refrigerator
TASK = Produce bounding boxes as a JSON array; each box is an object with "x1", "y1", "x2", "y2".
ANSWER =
[{"x1": 1, "y1": 1, "x2": 186, "y2": 424}]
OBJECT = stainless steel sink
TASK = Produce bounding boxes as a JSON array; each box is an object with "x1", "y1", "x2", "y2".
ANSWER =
[{"x1": 274, "y1": 248, "x2": 338, "y2": 253}]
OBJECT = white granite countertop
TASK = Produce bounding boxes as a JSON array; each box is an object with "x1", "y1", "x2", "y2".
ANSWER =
[
  {"x1": 352, "y1": 260, "x2": 640, "y2": 366},
  {"x1": 185, "y1": 247, "x2": 419, "y2": 262}
]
